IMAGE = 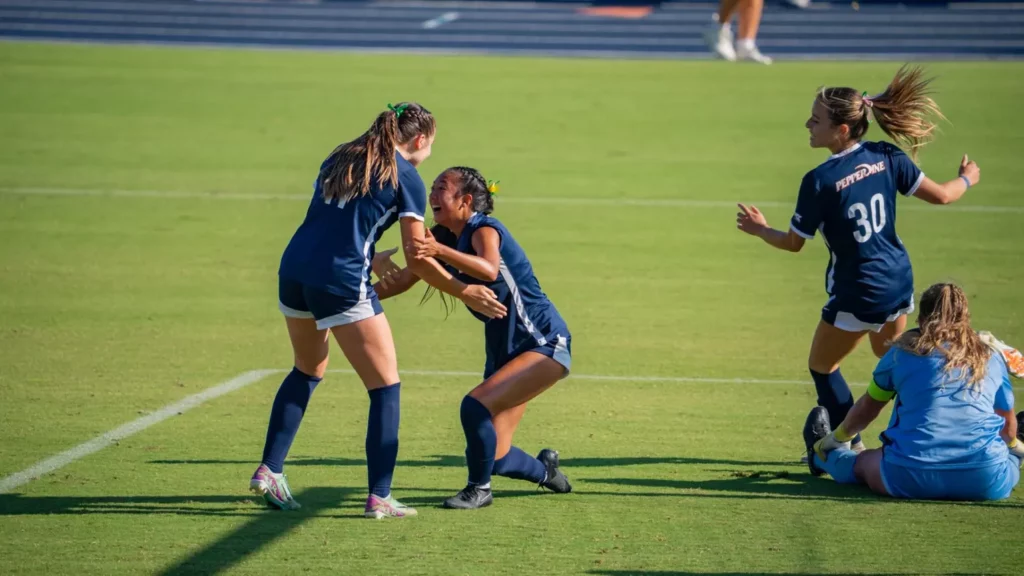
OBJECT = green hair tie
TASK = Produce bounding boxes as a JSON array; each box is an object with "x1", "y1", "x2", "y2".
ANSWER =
[{"x1": 387, "y1": 103, "x2": 409, "y2": 118}]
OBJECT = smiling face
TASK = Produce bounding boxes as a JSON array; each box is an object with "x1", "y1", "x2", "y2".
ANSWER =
[{"x1": 429, "y1": 170, "x2": 473, "y2": 230}]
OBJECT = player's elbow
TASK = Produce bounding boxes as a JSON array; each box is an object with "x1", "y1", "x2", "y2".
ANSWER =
[{"x1": 480, "y1": 266, "x2": 499, "y2": 283}]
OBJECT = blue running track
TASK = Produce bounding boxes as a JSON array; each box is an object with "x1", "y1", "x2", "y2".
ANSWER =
[{"x1": 1, "y1": 0, "x2": 1023, "y2": 60}]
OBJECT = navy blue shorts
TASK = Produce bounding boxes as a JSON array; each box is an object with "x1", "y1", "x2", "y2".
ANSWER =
[
  {"x1": 278, "y1": 277, "x2": 383, "y2": 330},
  {"x1": 881, "y1": 455, "x2": 1021, "y2": 501},
  {"x1": 484, "y1": 334, "x2": 572, "y2": 380},
  {"x1": 822, "y1": 295, "x2": 915, "y2": 333}
]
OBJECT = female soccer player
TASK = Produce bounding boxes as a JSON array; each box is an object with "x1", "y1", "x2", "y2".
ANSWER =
[
  {"x1": 250, "y1": 104, "x2": 507, "y2": 519},
  {"x1": 736, "y1": 66, "x2": 981, "y2": 454},
  {"x1": 805, "y1": 283, "x2": 1023, "y2": 501},
  {"x1": 374, "y1": 167, "x2": 573, "y2": 509}
]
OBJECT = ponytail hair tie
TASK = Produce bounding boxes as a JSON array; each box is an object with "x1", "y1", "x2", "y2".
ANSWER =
[
  {"x1": 387, "y1": 103, "x2": 409, "y2": 118},
  {"x1": 486, "y1": 180, "x2": 500, "y2": 194}
]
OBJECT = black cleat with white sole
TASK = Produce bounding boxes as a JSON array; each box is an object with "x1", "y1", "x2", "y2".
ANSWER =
[
  {"x1": 803, "y1": 406, "x2": 831, "y2": 477},
  {"x1": 442, "y1": 484, "x2": 493, "y2": 510},
  {"x1": 537, "y1": 449, "x2": 572, "y2": 493}
]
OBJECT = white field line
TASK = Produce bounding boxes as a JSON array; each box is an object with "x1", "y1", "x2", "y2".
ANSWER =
[
  {"x1": 0, "y1": 369, "x2": 277, "y2": 494},
  {"x1": 2, "y1": 186, "x2": 1022, "y2": 214}
]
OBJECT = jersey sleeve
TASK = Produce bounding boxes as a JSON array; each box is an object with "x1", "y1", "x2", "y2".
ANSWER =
[
  {"x1": 995, "y1": 364, "x2": 1015, "y2": 412},
  {"x1": 890, "y1": 146, "x2": 925, "y2": 196},
  {"x1": 868, "y1": 348, "x2": 899, "y2": 402},
  {"x1": 396, "y1": 169, "x2": 427, "y2": 221},
  {"x1": 790, "y1": 171, "x2": 823, "y2": 239}
]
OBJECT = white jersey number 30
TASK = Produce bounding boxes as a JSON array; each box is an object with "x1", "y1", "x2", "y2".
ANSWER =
[{"x1": 848, "y1": 193, "x2": 886, "y2": 243}]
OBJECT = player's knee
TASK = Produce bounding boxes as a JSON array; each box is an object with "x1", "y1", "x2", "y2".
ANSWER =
[{"x1": 293, "y1": 355, "x2": 328, "y2": 379}]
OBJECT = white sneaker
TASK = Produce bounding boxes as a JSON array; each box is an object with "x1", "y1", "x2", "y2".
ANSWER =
[
  {"x1": 736, "y1": 42, "x2": 773, "y2": 65},
  {"x1": 703, "y1": 24, "x2": 736, "y2": 61}
]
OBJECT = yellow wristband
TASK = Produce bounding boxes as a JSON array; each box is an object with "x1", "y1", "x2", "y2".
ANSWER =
[{"x1": 833, "y1": 423, "x2": 855, "y2": 443}]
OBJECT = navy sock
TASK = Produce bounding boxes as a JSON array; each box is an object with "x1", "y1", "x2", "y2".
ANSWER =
[
  {"x1": 810, "y1": 368, "x2": 862, "y2": 445},
  {"x1": 366, "y1": 383, "x2": 401, "y2": 498},
  {"x1": 492, "y1": 446, "x2": 546, "y2": 484},
  {"x1": 261, "y1": 367, "x2": 321, "y2": 474},
  {"x1": 460, "y1": 396, "x2": 496, "y2": 486}
]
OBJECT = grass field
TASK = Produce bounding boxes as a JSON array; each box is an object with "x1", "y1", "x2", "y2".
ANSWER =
[{"x1": 1, "y1": 41, "x2": 1023, "y2": 575}]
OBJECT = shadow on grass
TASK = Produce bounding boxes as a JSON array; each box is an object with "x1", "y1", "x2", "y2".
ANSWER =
[
  {"x1": 581, "y1": 476, "x2": 1024, "y2": 508},
  {"x1": 589, "y1": 565, "x2": 995, "y2": 569},
  {"x1": 156, "y1": 486, "x2": 354, "y2": 575},
  {"x1": 588, "y1": 571, "x2": 992, "y2": 576},
  {"x1": 0, "y1": 486, "x2": 365, "y2": 518},
  {"x1": 149, "y1": 455, "x2": 796, "y2": 468}
]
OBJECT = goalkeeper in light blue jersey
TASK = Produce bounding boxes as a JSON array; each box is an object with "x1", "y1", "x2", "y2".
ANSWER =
[{"x1": 802, "y1": 282, "x2": 1022, "y2": 501}]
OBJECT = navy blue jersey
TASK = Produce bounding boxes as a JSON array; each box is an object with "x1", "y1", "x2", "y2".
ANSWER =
[
  {"x1": 279, "y1": 152, "x2": 427, "y2": 300},
  {"x1": 790, "y1": 141, "x2": 924, "y2": 313},
  {"x1": 449, "y1": 213, "x2": 569, "y2": 362}
]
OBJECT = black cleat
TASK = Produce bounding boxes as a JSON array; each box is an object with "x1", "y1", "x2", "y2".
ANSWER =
[
  {"x1": 536, "y1": 449, "x2": 572, "y2": 493},
  {"x1": 1016, "y1": 411, "x2": 1024, "y2": 443},
  {"x1": 803, "y1": 406, "x2": 831, "y2": 477},
  {"x1": 442, "y1": 485, "x2": 493, "y2": 510}
]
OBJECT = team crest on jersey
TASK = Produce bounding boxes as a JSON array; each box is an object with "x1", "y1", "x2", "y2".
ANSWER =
[{"x1": 835, "y1": 162, "x2": 886, "y2": 191}]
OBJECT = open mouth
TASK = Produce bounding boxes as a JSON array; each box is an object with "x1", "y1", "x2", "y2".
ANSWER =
[{"x1": 430, "y1": 205, "x2": 442, "y2": 212}]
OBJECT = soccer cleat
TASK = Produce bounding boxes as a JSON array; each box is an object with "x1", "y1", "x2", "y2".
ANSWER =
[
  {"x1": 364, "y1": 494, "x2": 417, "y2": 519},
  {"x1": 803, "y1": 407, "x2": 831, "y2": 477},
  {"x1": 536, "y1": 449, "x2": 572, "y2": 493},
  {"x1": 703, "y1": 24, "x2": 737, "y2": 62},
  {"x1": 736, "y1": 43, "x2": 773, "y2": 65},
  {"x1": 442, "y1": 485, "x2": 493, "y2": 510},
  {"x1": 250, "y1": 464, "x2": 301, "y2": 510},
  {"x1": 1017, "y1": 411, "x2": 1024, "y2": 443}
]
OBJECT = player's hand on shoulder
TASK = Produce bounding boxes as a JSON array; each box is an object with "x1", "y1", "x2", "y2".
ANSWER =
[{"x1": 736, "y1": 203, "x2": 768, "y2": 236}]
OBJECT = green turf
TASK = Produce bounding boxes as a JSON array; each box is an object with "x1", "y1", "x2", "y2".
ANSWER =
[{"x1": 0, "y1": 41, "x2": 1022, "y2": 575}]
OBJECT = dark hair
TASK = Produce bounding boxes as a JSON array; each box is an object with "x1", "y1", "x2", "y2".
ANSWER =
[
  {"x1": 895, "y1": 283, "x2": 989, "y2": 387},
  {"x1": 443, "y1": 166, "x2": 495, "y2": 215},
  {"x1": 419, "y1": 166, "x2": 498, "y2": 316},
  {"x1": 320, "y1": 102, "x2": 435, "y2": 202},
  {"x1": 816, "y1": 65, "x2": 944, "y2": 159}
]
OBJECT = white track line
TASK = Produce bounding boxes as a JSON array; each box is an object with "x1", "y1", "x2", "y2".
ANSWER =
[
  {"x1": 0, "y1": 369, "x2": 277, "y2": 494},
  {"x1": 422, "y1": 11, "x2": 460, "y2": 29},
  {"x1": 2, "y1": 186, "x2": 1022, "y2": 214}
]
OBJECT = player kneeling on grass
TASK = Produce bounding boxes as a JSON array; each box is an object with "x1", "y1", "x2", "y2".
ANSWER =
[
  {"x1": 374, "y1": 167, "x2": 573, "y2": 509},
  {"x1": 803, "y1": 283, "x2": 1024, "y2": 501}
]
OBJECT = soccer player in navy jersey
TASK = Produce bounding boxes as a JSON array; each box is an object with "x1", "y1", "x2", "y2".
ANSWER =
[
  {"x1": 804, "y1": 283, "x2": 1023, "y2": 501},
  {"x1": 735, "y1": 66, "x2": 981, "y2": 456},
  {"x1": 374, "y1": 167, "x2": 573, "y2": 509},
  {"x1": 250, "y1": 104, "x2": 507, "y2": 519}
]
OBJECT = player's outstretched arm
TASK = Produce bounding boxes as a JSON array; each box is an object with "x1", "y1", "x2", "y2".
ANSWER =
[
  {"x1": 736, "y1": 203, "x2": 806, "y2": 253},
  {"x1": 913, "y1": 154, "x2": 980, "y2": 205}
]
